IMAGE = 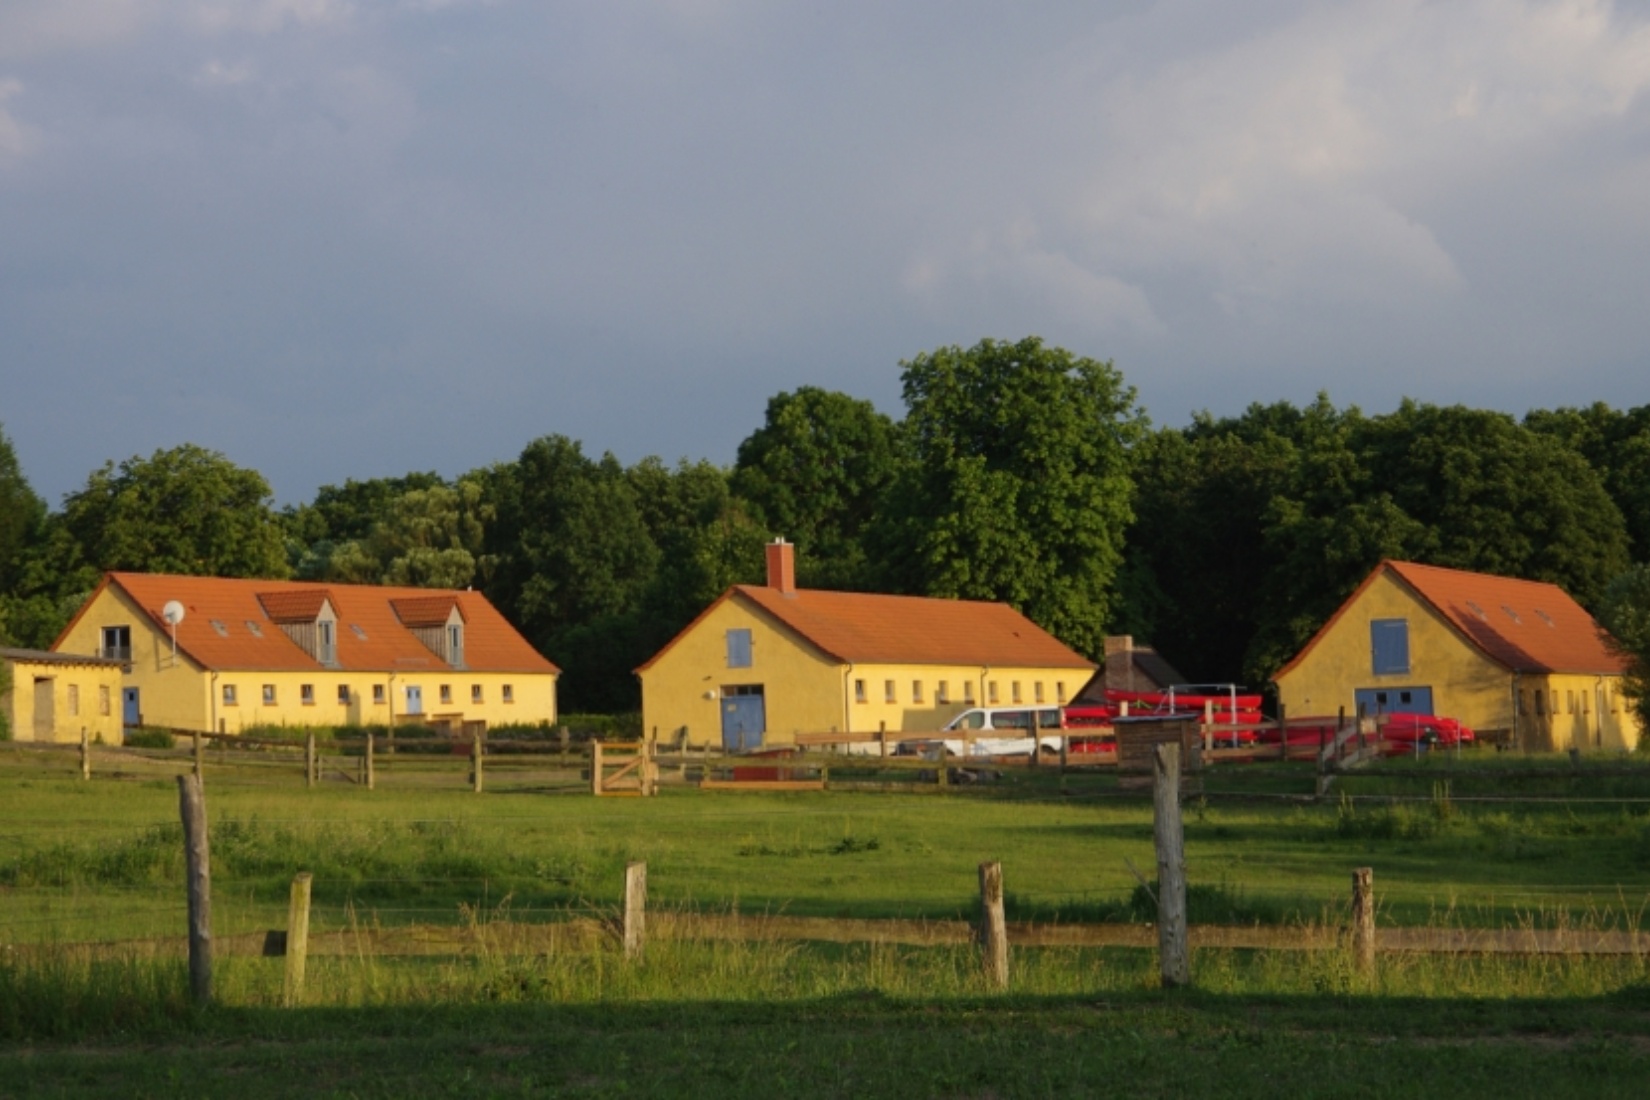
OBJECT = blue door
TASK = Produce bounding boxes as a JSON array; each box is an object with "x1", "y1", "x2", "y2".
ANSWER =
[
  {"x1": 405, "y1": 685, "x2": 423, "y2": 716},
  {"x1": 1355, "y1": 686, "x2": 1433, "y2": 716},
  {"x1": 122, "y1": 688, "x2": 140, "y2": 726},
  {"x1": 721, "y1": 693, "x2": 765, "y2": 751}
]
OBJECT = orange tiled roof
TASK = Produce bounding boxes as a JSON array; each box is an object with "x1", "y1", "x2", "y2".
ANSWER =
[
  {"x1": 61, "y1": 573, "x2": 557, "y2": 675},
  {"x1": 1276, "y1": 560, "x2": 1629, "y2": 678},
  {"x1": 638, "y1": 585, "x2": 1095, "y2": 671},
  {"x1": 392, "y1": 595, "x2": 462, "y2": 628},
  {"x1": 258, "y1": 589, "x2": 332, "y2": 623}
]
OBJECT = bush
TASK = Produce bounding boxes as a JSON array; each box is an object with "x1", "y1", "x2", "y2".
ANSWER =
[{"x1": 123, "y1": 728, "x2": 175, "y2": 749}]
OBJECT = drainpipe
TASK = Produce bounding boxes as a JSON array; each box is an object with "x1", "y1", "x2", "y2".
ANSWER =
[
  {"x1": 210, "y1": 672, "x2": 219, "y2": 736},
  {"x1": 980, "y1": 666, "x2": 990, "y2": 708},
  {"x1": 842, "y1": 663, "x2": 855, "y2": 733},
  {"x1": 1511, "y1": 671, "x2": 1520, "y2": 752},
  {"x1": 1596, "y1": 675, "x2": 1606, "y2": 749}
]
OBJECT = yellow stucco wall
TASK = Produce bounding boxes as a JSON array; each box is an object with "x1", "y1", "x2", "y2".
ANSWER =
[
  {"x1": 1516, "y1": 673, "x2": 1641, "y2": 753},
  {"x1": 1, "y1": 656, "x2": 125, "y2": 745},
  {"x1": 55, "y1": 585, "x2": 557, "y2": 734},
  {"x1": 1274, "y1": 570, "x2": 1642, "y2": 751},
  {"x1": 639, "y1": 594, "x2": 1091, "y2": 748}
]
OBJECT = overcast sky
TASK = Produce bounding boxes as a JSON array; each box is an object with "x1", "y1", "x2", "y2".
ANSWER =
[{"x1": 3, "y1": 0, "x2": 1649, "y2": 506}]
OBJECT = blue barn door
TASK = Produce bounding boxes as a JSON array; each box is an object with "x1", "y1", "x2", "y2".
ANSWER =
[
  {"x1": 122, "y1": 688, "x2": 140, "y2": 726},
  {"x1": 720, "y1": 692, "x2": 765, "y2": 751},
  {"x1": 405, "y1": 685, "x2": 423, "y2": 716},
  {"x1": 1355, "y1": 686, "x2": 1433, "y2": 716}
]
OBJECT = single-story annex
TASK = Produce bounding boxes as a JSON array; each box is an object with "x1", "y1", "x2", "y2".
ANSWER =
[
  {"x1": 1273, "y1": 560, "x2": 1642, "y2": 751},
  {"x1": 51, "y1": 572, "x2": 559, "y2": 734},
  {"x1": 636, "y1": 540, "x2": 1096, "y2": 749},
  {"x1": 1, "y1": 647, "x2": 125, "y2": 745}
]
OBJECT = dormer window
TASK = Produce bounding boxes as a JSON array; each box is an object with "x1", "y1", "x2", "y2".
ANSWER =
[
  {"x1": 318, "y1": 620, "x2": 336, "y2": 666},
  {"x1": 256, "y1": 589, "x2": 340, "y2": 668},
  {"x1": 390, "y1": 596, "x2": 467, "y2": 669},
  {"x1": 447, "y1": 622, "x2": 464, "y2": 668}
]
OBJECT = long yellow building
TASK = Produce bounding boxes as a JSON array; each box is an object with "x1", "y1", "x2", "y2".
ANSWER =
[
  {"x1": 1273, "y1": 560, "x2": 1642, "y2": 752},
  {"x1": 52, "y1": 573, "x2": 559, "y2": 734},
  {"x1": 637, "y1": 541, "x2": 1096, "y2": 749}
]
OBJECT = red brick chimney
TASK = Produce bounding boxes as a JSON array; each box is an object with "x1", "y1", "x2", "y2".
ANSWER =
[{"x1": 765, "y1": 538, "x2": 796, "y2": 596}]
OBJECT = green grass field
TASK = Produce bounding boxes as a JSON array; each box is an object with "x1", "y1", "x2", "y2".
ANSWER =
[{"x1": 3, "y1": 744, "x2": 1650, "y2": 1095}]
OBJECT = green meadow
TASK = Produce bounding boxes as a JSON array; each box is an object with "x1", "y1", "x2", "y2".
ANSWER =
[{"x1": 3, "y1": 746, "x2": 1650, "y2": 1096}]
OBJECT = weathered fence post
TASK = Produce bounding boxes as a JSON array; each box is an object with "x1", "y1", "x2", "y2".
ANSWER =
[
  {"x1": 641, "y1": 737, "x2": 656, "y2": 797},
  {"x1": 305, "y1": 731, "x2": 317, "y2": 790},
  {"x1": 364, "y1": 730, "x2": 375, "y2": 790},
  {"x1": 879, "y1": 720, "x2": 888, "y2": 760},
  {"x1": 1028, "y1": 711, "x2": 1040, "y2": 769},
  {"x1": 978, "y1": 860, "x2": 1009, "y2": 990},
  {"x1": 1351, "y1": 866, "x2": 1376, "y2": 978},
  {"x1": 590, "y1": 741, "x2": 604, "y2": 795},
  {"x1": 937, "y1": 750, "x2": 949, "y2": 790},
  {"x1": 176, "y1": 774, "x2": 212, "y2": 1006},
  {"x1": 471, "y1": 732, "x2": 484, "y2": 794},
  {"x1": 623, "y1": 861, "x2": 647, "y2": 961},
  {"x1": 79, "y1": 727, "x2": 90, "y2": 781},
  {"x1": 1153, "y1": 741, "x2": 1190, "y2": 988},
  {"x1": 193, "y1": 730, "x2": 204, "y2": 780},
  {"x1": 559, "y1": 725, "x2": 570, "y2": 767},
  {"x1": 283, "y1": 872, "x2": 312, "y2": 1007}
]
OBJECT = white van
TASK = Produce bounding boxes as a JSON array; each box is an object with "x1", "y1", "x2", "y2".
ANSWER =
[{"x1": 922, "y1": 706, "x2": 1065, "y2": 758}]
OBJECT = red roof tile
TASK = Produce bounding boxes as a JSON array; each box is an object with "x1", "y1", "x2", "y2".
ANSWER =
[
  {"x1": 257, "y1": 589, "x2": 332, "y2": 623},
  {"x1": 61, "y1": 573, "x2": 557, "y2": 675},
  {"x1": 391, "y1": 595, "x2": 462, "y2": 628},
  {"x1": 1276, "y1": 560, "x2": 1629, "y2": 679},
  {"x1": 638, "y1": 585, "x2": 1095, "y2": 671}
]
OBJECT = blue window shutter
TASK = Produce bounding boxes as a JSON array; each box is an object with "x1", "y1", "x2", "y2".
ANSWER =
[
  {"x1": 1370, "y1": 619, "x2": 1409, "y2": 675},
  {"x1": 726, "y1": 629, "x2": 752, "y2": 668}
]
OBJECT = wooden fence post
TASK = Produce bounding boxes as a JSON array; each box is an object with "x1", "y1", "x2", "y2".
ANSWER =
[
  {"x1": 590, "y1": 742, "x2": 604, "y2": 796},
  {"x1": 79, "y1": 727, "x2": 90, "y2": 781},
  {"x1": 305, "y1": 731, "x2": 316, "y2": 790},
  {"x1": 623, "y1": 861, "x2": 647, "y2": 961},
  {"x1": 937, "y1": 750, "x2": 949, "y2": 790},
  {"x1": 176, "y1": 774, "x2": 212, "y2": 1006},
  {"x1": 1351, "y1": 866, "x2": 1375, "y2": 978},
  {"x1": 1153, "y1": 741, "x2": 1190, "y2": 988},
  {"x1": 365, "y1": 731, "x2": 375, "y2": 791},
  {"x1": 560, "y1": 725, "x2": 570, "y2": 767},
  {"x1": 978, "y1": 860, "x2": 1008, "y2": 990},
  {"x1": 879, "y1": 721, "x2": 888, "y2": 760},
  {"x1": 471, "y1": 733, "x2": 484, "y2": 793},
  {"x1": 1028, "y1": 711, "x2": 1040, "y2": 769},
  {"x1": 193, "y1": 731, "x2": 204, "y2": 780},
  {"x1": 283, "y1": 872, "x2": 312, "y2": 1007}
]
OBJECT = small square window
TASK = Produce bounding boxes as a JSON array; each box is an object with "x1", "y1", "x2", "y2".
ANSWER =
[
  {"x1": 1034, "y1": 682, "x2": 1045, "y2": 704},
  {"x1": 912, "y1": 680, "x2": 924, "y2": 704},
  {"x1": 502, "y1": 684, "x2": 514, "y2": 704},
  {"x1": 726, "y1": 629, "x2": 753, "y2": 669},
  {"x1": 471, "y1": 684, "x2": 483, "y2": 704},
  {"x1": 337, "y1": 685, "x2": 350, "y2": 705},
  {"x1": 854, "y1": 679, "x2": 866, "y2": 704},
  {"x1": 372, "y1": 684, "x2": 386, "y2": 704},
  {"x1": 439, "y1": 684, "x2": 453, "y2": 705},
  {"x1": 67, "y1": 684, "x2": 80, "y2": 716},
  {"x1": 262, "y1": 684, "x2": 277, "y2": 706},
  {"x1": 937, "y1": 681, "x2": 949, "y2": 704},
  {"x1": 884, "y1": 680, "x2": 896, "y2": 703},
  {"x1": 964, "y1": 682, "x2": 975, "y2": 703},
  {"x1": 223, "y1": 684, "x2": 238, "y2": 706},
  {"x1": 1056, "y1": 681, "x2": 1067, "y2": 704},
  {"x1": 99, "y1": 685, "x2": 111, "y2": 716},
  {"x1": 1566, "y1": 690, "x2": 1575, "y2": 714},
  {"x1": 1011, "y1": 681, "x2": 1022, "y2": 704},
  {"x1": 301, "y1": 684, "x2": 315, "y2": 706},
  {"x1": 987, "y1": 681, "x2": 999, "y2": 704},
  {"x1": 1534, "y1": 689, "x2": 1545, "y2": 716}
]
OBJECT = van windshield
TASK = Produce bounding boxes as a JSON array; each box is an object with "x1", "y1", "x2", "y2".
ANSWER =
[{"x1": 952, "y1": 711, "x2": 987, "y2": 730}]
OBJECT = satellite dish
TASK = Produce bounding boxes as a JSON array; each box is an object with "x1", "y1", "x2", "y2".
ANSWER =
[{"x1": 162, "y1": 601, "x2": 186, "y2": 626}]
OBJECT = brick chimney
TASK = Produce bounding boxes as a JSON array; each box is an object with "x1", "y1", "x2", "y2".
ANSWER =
[{"x1": 765, "y1": 538, "x2": 796, "y2": 596}]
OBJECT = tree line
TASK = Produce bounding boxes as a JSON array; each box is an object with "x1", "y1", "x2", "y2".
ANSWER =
[{"x1": 3, "y1": 337, "x2": 1648, "y2": 720}]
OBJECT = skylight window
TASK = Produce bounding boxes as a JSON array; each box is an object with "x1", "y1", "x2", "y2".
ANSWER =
[
  {"x1": 1501, "y1": 605, "x2": 1522, "y2": 624},
  {"x1": 1535, "y1": 609, "x2": 1556, "y2": 628},
  {"x1": 245, "y1": 620, "x2": 263, "y2": 637},
  {"x1": 1465, "y1": 601, "x2": 1487, "y2": 620},
  {"x1": 210, "y1": 619, "x2": 229, "y2": 637},
  {"x1": 350, "y1": 624, "x2": 368, "y2": 640}
]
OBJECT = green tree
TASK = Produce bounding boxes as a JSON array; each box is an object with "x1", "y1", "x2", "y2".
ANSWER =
[
  {"x1": 61, "y1": 445, "x2": 289, "y2": 580},
  {"x1": 301, "y1": 478, "x2": 494, "y2": 589},
  {"x1": 0, "y1": 423, "x2": 46, "y2": 593},
  {"x1": 732, "y1": 387, "x2": 901, "y2": 590},
  {"x1": 1525, "y1": 403, "x2": 1650, "y2": 562},
  {"x1": 1597, "y1": 563, "x2": 1650, "y2": 735},
  {"x1": 871, "y1": 337, "x2": 1147, "y2": 656}
]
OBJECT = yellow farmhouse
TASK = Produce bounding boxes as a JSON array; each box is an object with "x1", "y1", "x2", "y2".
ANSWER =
[
  {"x1": 637, "y1": 541, "x2": 1096, "y2": 749},
  {"x1": 1273, "y1": 560, "x2": 1642, "y2": 752},
  {"x1": 1, "y1": 647, "x2": 125, "y2": 745},
  {"x1": 52, "y1": 572, "x2": 559, "y2": 734}
]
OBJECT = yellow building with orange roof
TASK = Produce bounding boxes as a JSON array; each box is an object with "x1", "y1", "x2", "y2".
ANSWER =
[
  {"x1": 636, "y1": 541, "x2": 1096, "y2": 749},
  {"x1": 52, "y1": 573, "x2": 559, "y2": 734},
  {"x1": 1273, "y1": 560, "x2": 1642, "y2": 752}
]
